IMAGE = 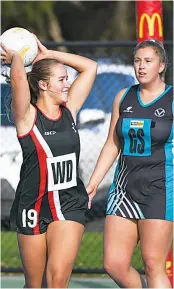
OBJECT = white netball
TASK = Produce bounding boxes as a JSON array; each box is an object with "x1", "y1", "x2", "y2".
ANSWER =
[{"x1": 0, "y1": 27, "x2": 38, "y2": 66}]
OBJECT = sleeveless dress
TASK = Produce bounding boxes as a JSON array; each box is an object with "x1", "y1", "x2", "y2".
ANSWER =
[
  {"x1": 10, "y1": 105, "x2": 89, "y2": 235},
  {"x1": 106, "y1": 84, "x2": 173, "y2": 221}
]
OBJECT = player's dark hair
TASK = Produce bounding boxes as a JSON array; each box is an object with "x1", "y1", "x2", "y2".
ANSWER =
[
  {"x1": 27, "y1": 58, "x2": 62, "y2": 105},
  {"x1": 134, "y1": 39, "x2": 168, "y2": 78},
  {"x1": 4, "y1": 58, "x2": 62, "y2": 122}
]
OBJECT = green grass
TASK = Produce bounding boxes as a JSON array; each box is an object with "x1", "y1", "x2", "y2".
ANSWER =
[
  {"x1": 75, "y1": 233, "x2": 103, "y2": 269},
  {"x1": 1, "y1": 231, "x2": 21, "y2": 267},
  {"x1": 1, "y1": 231, "x2": 144, "y2": 270}
]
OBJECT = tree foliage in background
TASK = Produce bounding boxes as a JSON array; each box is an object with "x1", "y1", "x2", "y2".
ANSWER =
[
  {"x1": 1, "y1": 1, "x2": 63, "y2": 41},
  {"x1": 2, "y1": 1, "x2": 172, "y2": 42}
]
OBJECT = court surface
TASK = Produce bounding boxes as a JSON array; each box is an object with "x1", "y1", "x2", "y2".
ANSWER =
[{"x1": 1, "y1": 275, "x2": 119, "y2": 288}]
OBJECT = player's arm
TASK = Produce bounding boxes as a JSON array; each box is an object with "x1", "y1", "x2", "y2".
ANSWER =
[
  {"x1": 1, "y1": 44, "x2": 31, "y2": 123},
  {"x1": 60, "y1": 53, "x2": 97, "y2": 115},
  {"x1": 86, "y1": 88, "x2": 127, "y2": 208},
  {"x1": 34, "y1": 37, "x2": 97, "y2": 117}
]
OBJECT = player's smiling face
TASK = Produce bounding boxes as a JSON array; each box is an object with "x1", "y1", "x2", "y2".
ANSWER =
[
  {"x1": 134, "y1": 47, "x2": 165, "y2": 84},
  {"x1": 47, "y1": 64, "x2": 70, "y2": 103}
]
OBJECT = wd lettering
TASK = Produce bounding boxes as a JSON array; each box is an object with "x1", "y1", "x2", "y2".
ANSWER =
[
  {"x1": 47, "y1": 153, "x2": 77, "y2": 190},
  {"x1": 51, "y1": 160, "x2": 73, "y2": 184}
]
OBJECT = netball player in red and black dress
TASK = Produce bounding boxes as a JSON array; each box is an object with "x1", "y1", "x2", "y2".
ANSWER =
[{"x1": 0, "y1": 37, "x2": 97, "y2": 288}]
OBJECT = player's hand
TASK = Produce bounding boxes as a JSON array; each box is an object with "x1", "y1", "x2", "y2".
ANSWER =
[
  {"x1": 0, "y1": 43, "x2": 17, "y2": 65},
  {"x1": 86, "y1": 183, "x2": 98, "y2": 209},
  {"x1": 32, "y1": 34, "x2": 51, "y2": 64}
]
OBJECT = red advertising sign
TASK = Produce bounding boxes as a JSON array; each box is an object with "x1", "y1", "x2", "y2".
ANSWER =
[
  {"x1": 166, "y1": 248, "x2": 173, "y2": 287},
  {"x1": 136, "y1": 1, "x2": 163, "y2": 42}
]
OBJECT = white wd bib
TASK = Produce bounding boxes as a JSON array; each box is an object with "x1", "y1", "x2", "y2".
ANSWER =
[{"x1": 46, "y1": 153, "x2": 77, "y2": 191}]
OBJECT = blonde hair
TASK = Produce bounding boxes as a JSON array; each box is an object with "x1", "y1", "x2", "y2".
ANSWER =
[{"x1": 134, "y1": 39, "x2": 168, "y2": 78}]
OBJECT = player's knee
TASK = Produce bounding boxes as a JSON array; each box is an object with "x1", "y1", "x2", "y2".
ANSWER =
[
  {"x1": 144, "y1": 256, "x2": 164, "y2": 278},
  {"x1": 104, "y1": 256, "x2": 130, "y2": 279},
  {"x1": 52, "y1": 274, "x2": 68, "y2": 287},
  {"x1": 47, "y1": 267, "x2": 69, "y2": 288},
  {"x1": 51, "y1": 274, "x2": 68, "y2": 287}
]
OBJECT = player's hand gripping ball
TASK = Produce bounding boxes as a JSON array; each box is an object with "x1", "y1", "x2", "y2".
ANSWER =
[{"x1": 0, "y1": 27, "x2": 38, "y2": 66}]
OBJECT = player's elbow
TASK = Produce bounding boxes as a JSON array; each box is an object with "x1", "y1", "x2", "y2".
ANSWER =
[
  {"x1": 103, "y1": 140, "x2": 120, "y2": 158},
  {"x1": 90, "y1": 61, "x2": 98, "y2": 73},
  {"x1": 83, "y1": 60, "x2": 98, "y2": 74}
]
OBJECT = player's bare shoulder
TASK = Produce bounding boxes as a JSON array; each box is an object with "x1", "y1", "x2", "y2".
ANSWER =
[{"x1": 113, "y1": 87, "x2": 129, "y2": 110}]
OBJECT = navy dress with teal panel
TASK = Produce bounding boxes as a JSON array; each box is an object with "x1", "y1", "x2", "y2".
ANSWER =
[{"x1": 106, "y1": 84, "x2": 173, "y2": 221}]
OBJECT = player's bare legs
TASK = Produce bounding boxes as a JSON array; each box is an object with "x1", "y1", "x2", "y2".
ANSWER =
[
  {"x1": 18, "y1": 233, "x2": 47, "y2": 288},
  {"x1": 46, "y1": 220, "x2": 84, "y2": 288},
  {"x1": 139, "y1": 219, "x2": 173, "y2": 288},
  {"x1": 104, "y1": 216, "x2": 145, "y2": 288}
]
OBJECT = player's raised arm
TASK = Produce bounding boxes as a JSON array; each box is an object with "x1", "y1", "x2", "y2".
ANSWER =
[
  {"x1": 0, "y1": 43, "x2": 31, "y2": 124},
  {"x1": 34, "y1": 37, "x2": 97, "y2": 116}
]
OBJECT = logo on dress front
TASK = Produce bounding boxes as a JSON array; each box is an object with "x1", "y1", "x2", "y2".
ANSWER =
[
  {"x1": 72, "y1": 123, "x2": 77, "y2": 132},
  {"x1": 44, "y1": 131, "x2": 56, "y2": 135},
  {"x1": 130, "y1": 120, "x2": 144, "y2": 128},
  {"x1": 123, "y1": 106, "x2": 133, "y2": 113},
  {"x1": 154, "y1": 108, "x2": 165, "y2": 117}
]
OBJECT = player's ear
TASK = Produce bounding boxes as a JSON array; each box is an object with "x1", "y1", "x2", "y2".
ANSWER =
[
  {"x1": 38, "y1": 80, "x2": 47, "y2": 91},
  {"x1": 159, "y1": 62, "x2": 165, "y2": 74}
]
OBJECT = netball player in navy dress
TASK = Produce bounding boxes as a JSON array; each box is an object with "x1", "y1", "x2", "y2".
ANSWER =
[
  {"x1": 1, "y1": 37, "x2": 97, "y2": 288},
  {"x1": 87, "y1": 40, "x2": 173, "y2": 288}
]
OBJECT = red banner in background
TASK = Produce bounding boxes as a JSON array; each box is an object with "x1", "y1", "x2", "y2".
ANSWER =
[
  {"x1": 136, "y1": 3, "x2": 173, "y2": 286},
  {"x1": 166, "y1": 247, "x2": 173, "y2": 287},
  {"x1": 136, "y1": 1, "x2": 163, "y2": 42}
]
